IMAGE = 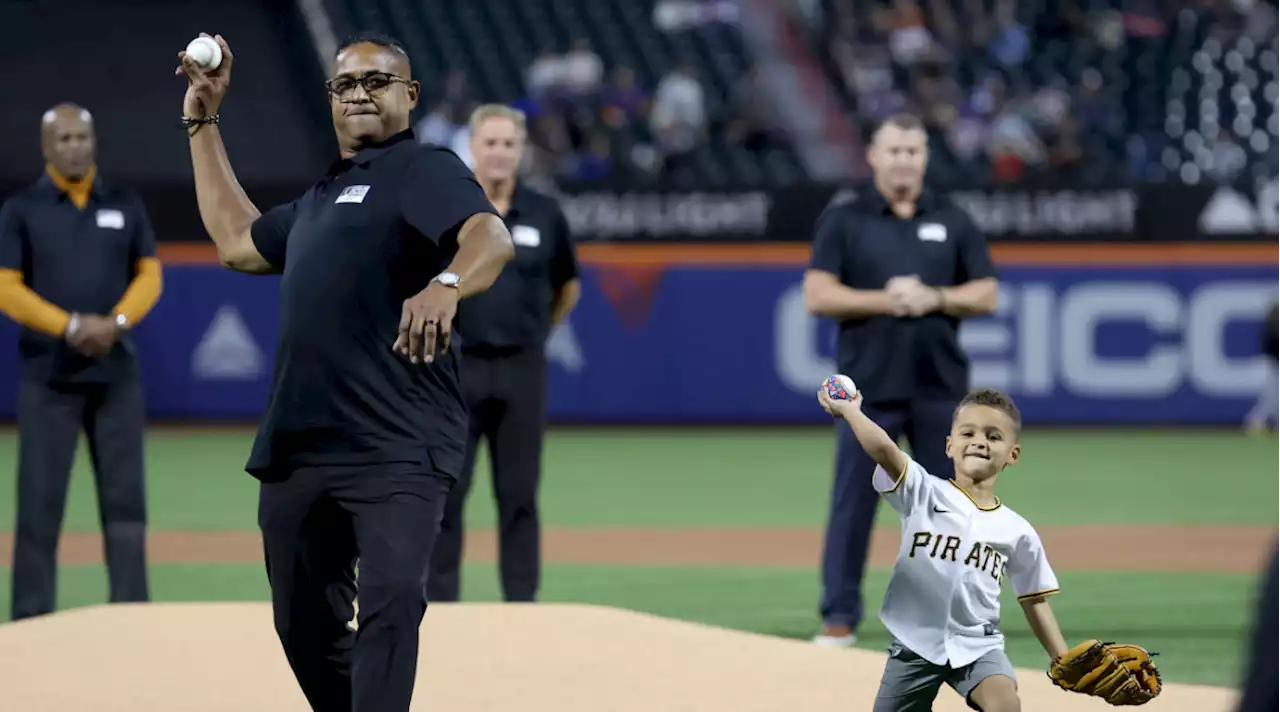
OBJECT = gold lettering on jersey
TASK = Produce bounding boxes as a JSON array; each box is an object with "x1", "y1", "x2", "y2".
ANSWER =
[
  {"x1": 909, "y1": 533, "x2": 1007, "y2": 583},
  {"x1": 909, "y1": 532, "x2": 933, "y2": 558}
]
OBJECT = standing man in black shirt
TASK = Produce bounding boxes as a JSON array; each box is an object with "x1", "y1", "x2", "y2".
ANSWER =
[
  {"x1": 0, "y1": 103, "x2": 161, "y2": 621},
  {"x1": 803, "y1": 113, "x2": 998, "y2": 647},
  {"x1": 177, "y1": 32, "x2": 513, "y2": 712},
  {"x1": 1235, "y1": 540, "x2": 1277, "y2": 712},
  {"x1": 428, "y1": 104, "x2": 580, "y2": 604}
]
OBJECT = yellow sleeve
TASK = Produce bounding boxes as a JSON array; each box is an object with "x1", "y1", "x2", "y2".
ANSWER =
[
  {"x1": 0, "y1": 268, "x2": 70, "y2": 337},
  {"x1": 113, "y1": 257, "x2": 163, "y2": 325}
]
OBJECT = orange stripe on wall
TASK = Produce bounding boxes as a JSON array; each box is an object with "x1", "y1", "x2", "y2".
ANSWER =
[{"x1": 155, "y1": 241, "x2": 1278, "y2": 267}]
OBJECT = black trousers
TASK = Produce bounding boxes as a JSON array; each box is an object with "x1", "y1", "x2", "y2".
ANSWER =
[
  {"x1": 259, "y1": 463, "x2": 450, "y2": 712},
  {"x1": 1236, "y1": 541, "x2": 1278, "y2": 712},
  {"x1": 818, "y1": 399, "x2": 956, "y2": 630},
  {"x1": 10, "y1": 373, "x2": 149, "y2": 621},
  {"x1": 428, "y1": 348, "x2": 547, "y2": 603}
]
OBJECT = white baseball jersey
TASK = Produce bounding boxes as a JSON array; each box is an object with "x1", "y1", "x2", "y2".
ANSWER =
[{"x1": 875, "y1": 456, "x2": 1059, "y2": 668}]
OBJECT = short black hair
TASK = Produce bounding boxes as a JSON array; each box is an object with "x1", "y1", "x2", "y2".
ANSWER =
[
  {"x1": 336, "y1": 31, "x2": 410, "y2": 66},
  {"x1": 954, "y1": 388, "x2": 1023, "y2": 435}
]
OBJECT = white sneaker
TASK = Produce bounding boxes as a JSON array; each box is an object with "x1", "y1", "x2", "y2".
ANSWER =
[{"x1": 811, "y1": 632, "x2": 857, "y2": 647}]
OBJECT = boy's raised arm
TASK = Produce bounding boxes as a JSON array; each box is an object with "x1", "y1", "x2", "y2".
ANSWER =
[{"x1": 818, "y1": 385, "x2": 907, "y2": 480}]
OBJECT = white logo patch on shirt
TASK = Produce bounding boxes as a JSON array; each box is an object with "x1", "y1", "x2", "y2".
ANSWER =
[
  {"x1": 918, "y1": 223, "x2": 947, "y2": 242},
  {"x1": 335, "y1": 185, "x2": 371, "y2": 204},
  {"x1": 95, "y1": 209, "x2": 125, "y2": 229},
  {"x1": 511, "y1": 224, "x2": 542, "y2": 247}
]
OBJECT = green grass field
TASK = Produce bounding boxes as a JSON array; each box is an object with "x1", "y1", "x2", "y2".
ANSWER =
[{"x1": 0, "y1": 426, "x2": 1275, "y2": 689}]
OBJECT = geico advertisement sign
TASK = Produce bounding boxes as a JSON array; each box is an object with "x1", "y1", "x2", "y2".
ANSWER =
[{"x1": 775, "y1": 280, "x2": 1275, "y2": 399}]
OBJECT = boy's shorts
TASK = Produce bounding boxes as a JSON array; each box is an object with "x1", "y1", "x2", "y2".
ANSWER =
[{"x1": 872, "y1": 638, "x2": 1017, "y2": 712}]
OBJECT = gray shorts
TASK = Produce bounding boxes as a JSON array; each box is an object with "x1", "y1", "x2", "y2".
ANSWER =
[{"x1": 872, "y1": 638, "x2": 1017, "y2": 712}]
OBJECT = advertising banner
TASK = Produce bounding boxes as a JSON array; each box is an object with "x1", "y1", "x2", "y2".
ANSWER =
[
  {"x1": 543, "y1": 261, "x2": 1276, "y2": 424},
  {"x1": 0, "y1": 249, "x2": 1272, "y2": 425},
  {"x1": 3, "y1": 178, "x2": 1273, "y2": 247},
  {"x1": 555, "y1": 184, "x2": 1147, "y2": 242},
  {"x1": 553, "y1": 179, "x2": 1279, "y2": 243}
]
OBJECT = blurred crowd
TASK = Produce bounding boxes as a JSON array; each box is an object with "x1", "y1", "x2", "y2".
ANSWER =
[
  {"x1": 413, "y1": 37, "x2": 776, "y2": 188},
  {"x1": 411, "y1": 0, "x2": 1279, "y2": 187},
  {"x1": 814, "y1": 0, "x2": 1278, "y2": 184}
]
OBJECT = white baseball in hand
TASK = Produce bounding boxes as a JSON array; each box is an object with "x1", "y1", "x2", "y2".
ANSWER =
[{"x1": 185, "y1": 36, "x2": 223, "y2": 70}]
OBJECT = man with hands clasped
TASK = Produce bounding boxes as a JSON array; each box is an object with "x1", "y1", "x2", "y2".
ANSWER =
[
  {"x1": 803, "y1": 112, "x2": 999, "y2": 647},
  {"x1": 0, "y1": 103, "x2": 160, "y2": 621}
]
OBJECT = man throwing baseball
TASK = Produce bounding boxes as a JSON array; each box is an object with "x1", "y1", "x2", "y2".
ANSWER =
[{"x1": 176, "y1": 32, "x2": 514, "y2": 712}]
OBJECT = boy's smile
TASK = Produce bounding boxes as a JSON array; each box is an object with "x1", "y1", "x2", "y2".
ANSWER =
[{"x1": 947, "y1": 404, "x2": 1020, "y2": 480}]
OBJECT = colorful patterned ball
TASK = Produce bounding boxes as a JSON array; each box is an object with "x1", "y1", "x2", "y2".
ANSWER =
[{"x1": 823, "y1": 374, "x2": 858, "y2": 401}]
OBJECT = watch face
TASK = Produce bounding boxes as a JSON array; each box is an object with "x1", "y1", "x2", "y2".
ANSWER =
[{"x1": 437, "y1": 272, "x2": 460, "y2": 286}]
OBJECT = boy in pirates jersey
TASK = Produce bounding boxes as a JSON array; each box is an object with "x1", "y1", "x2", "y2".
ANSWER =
[{"x1": 817, "y1": 385, "x2": 1068, "y2": 712}]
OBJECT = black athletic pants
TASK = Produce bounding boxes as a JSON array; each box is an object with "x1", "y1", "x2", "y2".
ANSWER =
[
  {"x1": 259, "y1": 463, "x2": 451, "y2": 712},
  {"x1": 429, "y1": 347, "x2": 547, "y2": 603},
  {"x1": 1235, "y1": 540, "x2": 1278, "y2": 712},
  {"x1": 10, "y1": 373, "x2": 149, "y2": 621},
  {"x1": 819, "y1": 399, "x2": 956, "y2": 631}
]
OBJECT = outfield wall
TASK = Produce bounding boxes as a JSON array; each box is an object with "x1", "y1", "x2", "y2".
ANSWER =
[{"x1": 0, "y1": 243, "x2": 1273, "y2": 425}]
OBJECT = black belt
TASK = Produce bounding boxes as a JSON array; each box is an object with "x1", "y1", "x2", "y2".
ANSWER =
[{"x1": 460, "y1": 343, "x2": 534, "y2": 359}]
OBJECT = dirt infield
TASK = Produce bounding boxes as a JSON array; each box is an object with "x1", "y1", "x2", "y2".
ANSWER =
[
  {"x1": 0, "y1": 603, "x2": 1241, "y2": 711},
  {"x1": 1, "y1": 524, "x2": 1273, "y2": 572},
  {"x1": 0, "y1": 528, "x2": 1263, "y2": 710}
]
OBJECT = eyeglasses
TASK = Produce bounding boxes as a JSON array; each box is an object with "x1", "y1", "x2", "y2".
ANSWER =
[{"x1": 325, "y1": 72, "x2": 410, "y2": 99}]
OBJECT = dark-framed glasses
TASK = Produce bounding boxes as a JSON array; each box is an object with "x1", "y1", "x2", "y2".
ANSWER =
[{"x1": 325, "y1": 72, "x2": 409, "y2": 99}]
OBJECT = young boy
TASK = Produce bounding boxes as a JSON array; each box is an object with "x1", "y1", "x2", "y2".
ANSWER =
[{"x1": 817, "y1": 384, "x2": 1069, "y2": 712}]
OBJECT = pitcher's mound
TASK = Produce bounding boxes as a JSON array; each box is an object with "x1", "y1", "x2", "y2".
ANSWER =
[{"x1": 0, "y1": 603, "x2": 1235, "y2": 711}]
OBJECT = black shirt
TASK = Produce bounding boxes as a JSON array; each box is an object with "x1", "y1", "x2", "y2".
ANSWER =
[
  {"x1": 1235, "y1": 542, "x2": 1278, "y2": 712},
  {"x1": 0, "y1": 174, "x2": 156, "y2": 383},
  {"x1": 246, "y1": 130, "x2": 497, "y2": 481},
  {"x1": 458, "y1": 183, "x2": 578, "y2": 354},
  {"x1": 1263, "y1": 301, "x2": 1278, "y2": 362},
  {"x1": 809, "y1": 187, "x2": 996, "y2": 405}
]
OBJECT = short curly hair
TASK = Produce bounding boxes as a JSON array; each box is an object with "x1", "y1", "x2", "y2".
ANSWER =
[{"x1": 954, "y1": 388, "x2": 1023, "y2": 435}]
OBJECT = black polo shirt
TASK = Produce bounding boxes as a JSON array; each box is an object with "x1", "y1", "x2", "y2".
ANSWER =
[
  {"x1": 809, "y1": 186, "x2": 997, "y2": 405},
  {"x1": 245, "y1": 130, "x2": 498, "y2": 482},
  {"x1": 457, "y1": 183, "x2": 578, "y2": 355},
  {"x1": 0, "y1": 174, "x2": 155, "y2": 383}
]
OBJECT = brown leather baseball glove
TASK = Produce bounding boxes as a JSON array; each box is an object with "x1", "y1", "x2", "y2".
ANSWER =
[{"x1": 1048, "y1": 639, "x2": 1163, "y2": 706}]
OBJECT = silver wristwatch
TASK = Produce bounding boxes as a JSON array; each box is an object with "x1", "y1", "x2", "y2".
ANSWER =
[
  {"x1": 432, "y1": 272, "x2": 462, "y2": 289},
  {"x1": 65, "y1": 313, "x2": 81, "y2": 339},
  {"x1": 114, "y1": 313, "x2": 130, "y2": 330}
]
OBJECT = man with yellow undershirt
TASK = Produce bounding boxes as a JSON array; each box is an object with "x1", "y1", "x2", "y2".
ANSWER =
[{"x1": 0, "y1": 103, "x2": 162, "y2": 620}]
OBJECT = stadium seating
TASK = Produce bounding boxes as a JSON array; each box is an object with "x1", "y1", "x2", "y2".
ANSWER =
[
  {"x1": 811, "y1": 0, "x2": 1278, "y2": 186},
  {"x1": 0, "y1": 0, "x2": 332, "y2": 187},
  {"x1": 1160, "y1": 20, "x2": 1278, "y2": 183},
  {"x1": 322, "y1": 0, "x2": 809, "y2": 186}
]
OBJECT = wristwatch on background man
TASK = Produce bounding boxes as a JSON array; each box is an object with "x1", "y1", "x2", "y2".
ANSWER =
[
  {"x1": 65, "y1": 313, "x2": 81, "y2": 341},
  {"x1": 114, "y1": 313, "x2": 130, "y2": 330}
]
